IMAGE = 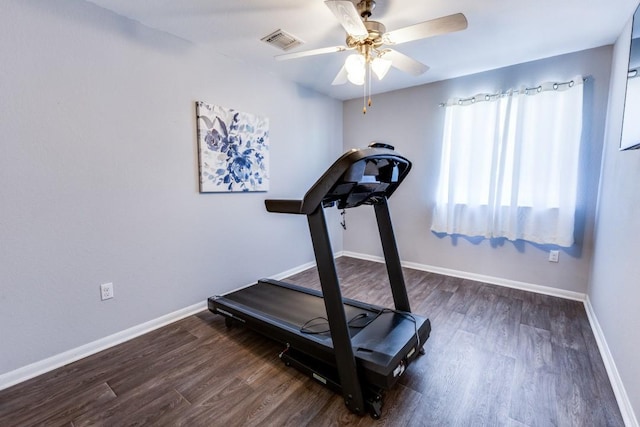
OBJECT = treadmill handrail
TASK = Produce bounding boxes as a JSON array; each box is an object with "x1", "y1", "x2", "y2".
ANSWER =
[{"x1": 265, "y1": 199, "x2": 303, "y2": 214}]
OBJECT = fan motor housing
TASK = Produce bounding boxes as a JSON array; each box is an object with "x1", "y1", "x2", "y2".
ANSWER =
[{"x1": 346, "y1": 20, "x2": 386, "y2": 49}]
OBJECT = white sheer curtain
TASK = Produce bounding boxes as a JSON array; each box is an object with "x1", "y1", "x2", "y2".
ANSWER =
[{"x1": 432, "y1": 78, "x2": 583, "y2": 247}]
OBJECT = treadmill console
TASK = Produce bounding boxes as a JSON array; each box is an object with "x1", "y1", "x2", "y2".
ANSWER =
[
  {"x1": 315, "y1": 143, "x2": 411, "y2": 210},
  {"x1": 266, "y1": 144, "x2": 411, "y2": 215}
]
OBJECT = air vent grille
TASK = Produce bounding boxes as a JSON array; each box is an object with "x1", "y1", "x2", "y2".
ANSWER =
[{"x1": 261, "y1": 29, "x2": 304, "y2": 51}]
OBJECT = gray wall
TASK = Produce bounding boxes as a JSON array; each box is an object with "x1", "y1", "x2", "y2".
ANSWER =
[
  {"x1": 343, "y1": 47, "x2": 612, "y2": 294},
  {"x1": 0, "y1": 0, "x2": 343, "y2": 375},
  {"x1": 590, "y1": 18, "x2": 640, "y2": 419}
]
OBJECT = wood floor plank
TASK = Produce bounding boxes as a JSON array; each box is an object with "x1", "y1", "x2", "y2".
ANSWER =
[
  {"x1": 518, "y1": 324, "x2": 554, "y2": 371},
  {"x1": 374, "y1": 384, "x2": 423, "y2": 426},
  {"x1": 459, "y1": 285, "x2": 499, "y2": 336},
  {"x1": 454, "y1": 348, "x2": 516, "y2": 426},
  {"x1": 410, "y1": 329, "x2": 482, "y2": 425},
  {"x1": 0, "y1": 256, "x2": 624, "y2": 426},
  {"x1": 510, "y1": 368, "x2": 558, "y2": 426},
  {"x1": 3, "y1": 381, "x2": 116, "y2": 427},
  {"x1": 445, "y1": 278, "x2": 482, "y2": 315},
  {"x1": 116, "y1": 389, "x2": 191, "y2": 426},
  {"x1": 579, "y1": 319, "x2": 626, "y2": 426},
  {"x1": 520, "y1": 295, "x2": 552, "y2": 331},
  {"x1": 0, "y1": 325, "x2": 198, "y2": 422},
  {"x1": 509, "y1": 324, "x2": 557, "y2": 426},
  {"x1": 550, "y1": 305, "x2": 588, "y2": 352},
  {"x1": 481, "y1": 295, "x2": 523, "y2": 358},
  {"x1": 410, "y1": 288, "x2": 453, "y2": 321},
  {"x1": 261, "y1": 379, "x2": 335, "y2": 427},
  {"x1": 71, "y1": 379, "x2": 176, "y2": 426},
  {"x1": 400, "y1": 310, "x2": 464, "y2": 394},
  {"x1": 204, "y1": 363, "x2": 303, "y2": 426},
  {"x1": 555, "y1": 337, "x2": 625, "y2": 426},
  {"x1": 174, "y1": 340, "x2": 272, "y2": 404},
  {"x1": 167, "y1": 377, "x2": 255, "y2": 426},
  {"x1": 433, "y1": 274, "x2": 463, "y2": 293},
  {"x1": 305, "y1": 395, "x2": 368, "y2": 427}
]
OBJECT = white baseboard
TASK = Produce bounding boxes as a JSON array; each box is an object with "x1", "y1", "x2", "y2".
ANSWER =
[
  {"x1": 584, "y1": 297, "x2": 639, "y2": 427},
  {"x1": 342, "y1": 251, "x2": 586, "y2": 301},
  {"x1": 271, "y1": 260, "x2": 317, "y2": 280},
  {"x1": 0, "y1": 259, "x2": 320, "y2": 392},
  {"x1": 0, "y1": 301, "x2": 207, "y2": 392}
]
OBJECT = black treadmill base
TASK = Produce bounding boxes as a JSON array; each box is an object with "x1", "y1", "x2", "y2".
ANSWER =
[{"x1": 209, "y1": 279, "x2": 431, "y2": 391}]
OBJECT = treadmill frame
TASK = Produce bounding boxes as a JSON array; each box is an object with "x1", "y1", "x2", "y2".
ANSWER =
[{"x1": 210, "y1": 146, "x2": 429, "y2": 417}]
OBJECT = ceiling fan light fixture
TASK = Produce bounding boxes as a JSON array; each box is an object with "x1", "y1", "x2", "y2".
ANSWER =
[
  {"x1": 345, "y1": 53, "x2": 366, "y2": 85},
  {"x1": 345, "y1": 53, "x2": 365, "y2": 74},
  {"x1": 347, "y1": 71, "x2": 365, "y2": 86},
  {"x1": 371, "y1": 56, "x2": 392, "y2": 80}
]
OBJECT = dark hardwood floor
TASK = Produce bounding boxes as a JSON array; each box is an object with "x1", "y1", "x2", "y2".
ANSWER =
[{"x1": 0, "y1": 257, "x2": 624, "y2": 426}]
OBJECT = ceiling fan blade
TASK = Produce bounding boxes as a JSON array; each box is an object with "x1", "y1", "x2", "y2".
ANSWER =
[
  {"x1": 384, "y1": 49, "x2": 429, "y2": 76},
  {"x1": 324, "y1": 0, "x2": 368, "y2": 39},
  {"x1": 275, "y1": 45, "x2": 349, "y2": 61},
  {"x1": 332, "y1": 66, "x2": 348, "y2": 85},
  {"x1": 384, "y1": 13, "x2": 468, "y2": 45}
]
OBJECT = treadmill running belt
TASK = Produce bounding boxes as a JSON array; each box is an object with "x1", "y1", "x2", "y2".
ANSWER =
[{"x1": 223, "y1": 281, "x2": 374, "y2": 338}]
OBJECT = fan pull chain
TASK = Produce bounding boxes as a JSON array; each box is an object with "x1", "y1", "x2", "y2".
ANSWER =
[
  {"x1": 368, "y1": 64, "x2": 372, "y2": 108},
  {"x1": 363, "y1": 69, "x2": 367, "y2": 114},
  {"x1": 363, "y1": 63, "x2": 373, "y2": 114}
]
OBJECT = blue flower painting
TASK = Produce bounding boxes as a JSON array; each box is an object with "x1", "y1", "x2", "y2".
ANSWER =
[{"x1": 196, "y1": 102, "x2": 269, "y2": 192}]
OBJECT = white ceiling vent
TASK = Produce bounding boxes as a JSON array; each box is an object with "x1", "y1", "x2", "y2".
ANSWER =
[{"x1": 261, "y1": 29, "x2": 304, "y2": 51}]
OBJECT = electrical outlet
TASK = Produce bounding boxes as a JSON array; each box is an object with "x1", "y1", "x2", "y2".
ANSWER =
[
  {"x1": 100, "y1": 282, "x2": 114, "y2": 300},
  {"x1": 549, "y1": 250, "x2": 559, "y2": 263}
]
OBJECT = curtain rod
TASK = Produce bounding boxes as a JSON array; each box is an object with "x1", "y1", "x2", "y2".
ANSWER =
[{"x1": 439, "y1": 77, "x2": 588, "y2": 107}]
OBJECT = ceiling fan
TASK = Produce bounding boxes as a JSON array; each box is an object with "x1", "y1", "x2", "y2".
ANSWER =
[{"x1": 276, "y1": 0, "x2": 467, "y2": 94}]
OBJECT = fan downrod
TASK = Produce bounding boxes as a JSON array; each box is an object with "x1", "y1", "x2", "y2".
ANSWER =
[{"x1": 357, "y1": 0, "x2": 376, "y2": 18}]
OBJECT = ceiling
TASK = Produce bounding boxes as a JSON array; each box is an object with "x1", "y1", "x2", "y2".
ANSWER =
[{"x1": 86, "y1": 0, "x2": 639, "y2": 101}]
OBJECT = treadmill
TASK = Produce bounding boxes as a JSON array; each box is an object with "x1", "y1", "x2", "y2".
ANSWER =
[{"x1": 208, "y1": 143, "x2": 431, "y2": 418}]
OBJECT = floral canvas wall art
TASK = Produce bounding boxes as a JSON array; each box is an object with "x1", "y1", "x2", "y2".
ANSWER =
[{"x1": 196, "y1": 101, "x2": 269, "y2": 192}]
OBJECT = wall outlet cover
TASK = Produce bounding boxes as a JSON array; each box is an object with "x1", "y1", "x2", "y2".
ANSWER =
[{"x1": 100, "y1": 283, "x2": 114, "y2": 300}]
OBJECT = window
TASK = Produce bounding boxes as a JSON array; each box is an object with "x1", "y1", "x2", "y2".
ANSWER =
[{"x1": 431, "y1": 78, "x2": 584, "y2": 247}]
